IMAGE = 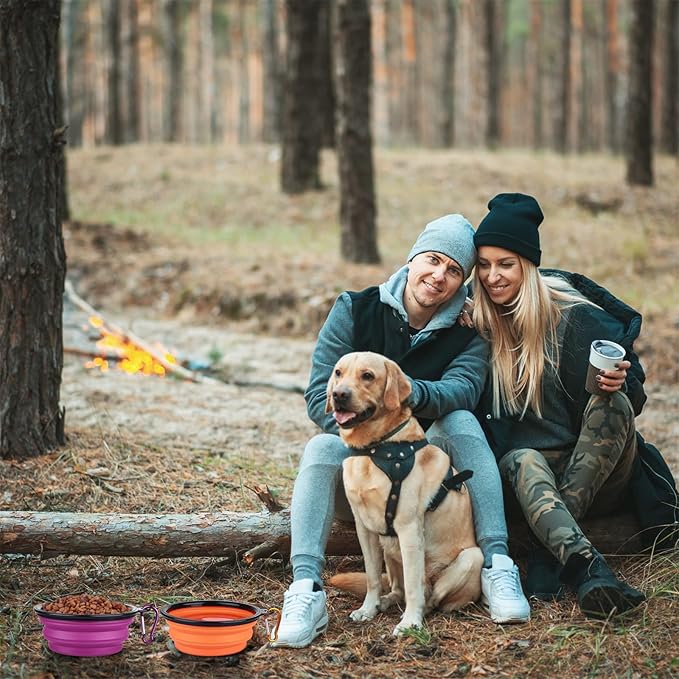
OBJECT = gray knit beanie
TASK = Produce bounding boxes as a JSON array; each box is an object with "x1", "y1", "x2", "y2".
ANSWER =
[{"x1": 407, "y1": 214, "x2": 477, "y2": 279}]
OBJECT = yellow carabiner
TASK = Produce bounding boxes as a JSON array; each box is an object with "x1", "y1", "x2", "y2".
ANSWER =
[{"x1": 264, "y1": 607, "x2": 282, "y2": 643}]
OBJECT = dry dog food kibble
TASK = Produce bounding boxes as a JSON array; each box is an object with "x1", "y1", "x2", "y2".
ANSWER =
[{"x1": 43, "y1": 594, "x2": 129, "y2": 615}]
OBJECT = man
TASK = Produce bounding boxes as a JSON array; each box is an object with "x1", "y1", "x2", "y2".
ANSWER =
[{"x1": 273, "y1": 215, "x2": 530, "y2": 648}]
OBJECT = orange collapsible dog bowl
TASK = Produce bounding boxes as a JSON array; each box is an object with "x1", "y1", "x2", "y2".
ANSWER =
[{"x1": 160, "y1": 600, "x2": 280, "y2": 656}]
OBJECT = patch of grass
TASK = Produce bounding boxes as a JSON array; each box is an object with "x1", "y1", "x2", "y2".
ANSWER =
[{"x1": 399, "y1": 625, "x2": 432, "y2": 645}]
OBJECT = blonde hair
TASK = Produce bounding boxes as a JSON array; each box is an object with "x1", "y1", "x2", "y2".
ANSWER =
[{"x1": 472, "y1": 259, "x2": 591, "y2": 418}]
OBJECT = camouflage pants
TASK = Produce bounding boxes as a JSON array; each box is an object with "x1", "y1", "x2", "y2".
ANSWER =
[{"x1": 498, "y1": 392, "x2": 637, "y2": 564}]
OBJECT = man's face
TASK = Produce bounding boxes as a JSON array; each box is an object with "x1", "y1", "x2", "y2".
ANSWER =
[{"x1": 405, "y1": 251, "x2": 464, "y2": 311}]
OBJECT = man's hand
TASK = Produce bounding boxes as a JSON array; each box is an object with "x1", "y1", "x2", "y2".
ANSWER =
[{"x1": 595, "y1": 359, "x2": 630, "y2": 392}]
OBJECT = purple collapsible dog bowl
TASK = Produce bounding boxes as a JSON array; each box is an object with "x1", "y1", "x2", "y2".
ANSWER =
[{"x1": 34, "y1": 603, "x2": 158, "y2": 657}]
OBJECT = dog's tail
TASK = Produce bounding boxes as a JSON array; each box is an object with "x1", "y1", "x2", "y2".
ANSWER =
[{"x1": 328, "y1": 572, "x2": 390, "y2": 599}]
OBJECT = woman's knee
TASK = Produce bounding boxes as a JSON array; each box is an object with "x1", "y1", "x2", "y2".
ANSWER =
[
  {"x1": 584, "y1": 391, "x2": 635, "y2": 435},
  {"x1": 498, "y1": 447, "x2": 549, "y2": 482}
]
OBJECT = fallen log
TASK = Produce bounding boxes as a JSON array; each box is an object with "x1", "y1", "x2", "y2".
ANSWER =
[{"x1": 0, "y1": 510, "x2": 667, "y2": 560}]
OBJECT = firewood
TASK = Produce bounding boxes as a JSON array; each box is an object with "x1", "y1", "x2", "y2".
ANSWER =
[{"x1": 64, "y1": 279, "x2": 220, "y2": 385}]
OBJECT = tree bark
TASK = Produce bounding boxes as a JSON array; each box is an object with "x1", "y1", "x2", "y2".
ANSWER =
[
  {"x1": 280, "y1": 0, "x2": 323, "y2": 193},
  {"x1": 124, "y1": 0, "x2": 141, "y2": 143},
  {"x1": 161, "y1": 0, "x2": 183, "y2": 142},
  {"x1": 236, "y1": 0, "x2": 250, "y2": 144},
  {"x1": 660, "y1": 0, "x2": 678, "y2": 155},
  {"x1": 529, "y1": 0, "x2": 543, "y2": 149},
  {"x1": 334, "y1": 0, "x2": 379, "y2": 264},
  {"x1": 0, "y1": 510, "x2": 657, "y2": 558},
  {"x1": 555, "y1": 0, "x2": 571, "y2": 153},
  {"x1": 603, "y1": 0, "x2": 621, "y2": 153},
  {"x1": 102, "y1": 0, "x2": 123, "y2": 145},
  {"x1": 61, "y1": 0, "x2": 85, "y2": 148},
  {"x1": 260, "y1": 0, "x2": 281, "y2": 143},
  {"x1": 440, "y1": 0, "x2": 456, "y2": 148},
  {"x1": 0, "y1": 0, "x2": 66, "y2": 459},
  {"x1": 625, "y1": 0, "x2": 655, "y2": 186},
  {"x1": 484, "y1": 0, "x2": 501, "y2": 149},
  {"x1": 317, "y1": 0, "x2": 336, "y2": 149}
]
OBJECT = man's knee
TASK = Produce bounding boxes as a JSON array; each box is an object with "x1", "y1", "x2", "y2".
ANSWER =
[
  {"x1": 298, "y1": 433, "x2": 348, "y2": 472},
  {"x1": 429, "y1": 409, "x2": 484, "y2": 441}
]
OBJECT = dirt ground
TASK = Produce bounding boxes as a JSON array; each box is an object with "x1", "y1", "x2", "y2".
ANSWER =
[{"x1": 2, "y1": 145, "x2": 679, "y2": 677}]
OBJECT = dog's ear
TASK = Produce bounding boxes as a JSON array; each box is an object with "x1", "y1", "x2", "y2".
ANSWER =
[
  {"x1": 325, "y1": 370, "x2": 335, "y2": 414},
  {"x1": 383, "y1": 360, "x2": 412, "y2": 411}
]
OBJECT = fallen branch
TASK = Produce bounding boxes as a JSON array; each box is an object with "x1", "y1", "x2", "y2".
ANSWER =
[
  {"x1": 64, "y1": 346, "x2": 121, "y2": 361},
  {"x1": 0, "y1": 509, "x2": 357, "y2": 559},
  {"x1": 0, "y1": 510, "x2": 667, "y2": 560}
]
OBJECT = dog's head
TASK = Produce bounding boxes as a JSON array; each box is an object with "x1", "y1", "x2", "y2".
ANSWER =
[{"x1": 325, "y1": 352, "x2": 412, "y2": 443}]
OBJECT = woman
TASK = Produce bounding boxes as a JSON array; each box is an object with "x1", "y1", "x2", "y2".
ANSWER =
[{"x1": 470, "y1": 192, "x2": 677, "y2": 619}]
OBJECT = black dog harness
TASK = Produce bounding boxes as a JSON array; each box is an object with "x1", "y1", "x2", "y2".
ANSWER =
[{"x1": 348, "y1": 422, "x2": 473, "y2": 537}]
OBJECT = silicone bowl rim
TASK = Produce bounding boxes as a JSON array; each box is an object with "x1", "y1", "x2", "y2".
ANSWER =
[
  {"x1": 160, "y1": 600, "x2": 267, "y2": 627},
  {"x1": 34, "y1": 603, "x2": 139, "y2": 622}
]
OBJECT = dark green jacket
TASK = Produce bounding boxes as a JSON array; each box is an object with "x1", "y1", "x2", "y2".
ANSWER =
[{"x1": 476, "y1": 270, "x2": 677, "y2": 547}]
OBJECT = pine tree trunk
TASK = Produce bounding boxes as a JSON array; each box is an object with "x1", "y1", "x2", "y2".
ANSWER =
[
  {"x1": 555, "y1": 0, "x2": 571, "y2": 153},
  {"x1": 484, "y1": 0, "x2": 501, "y2": 149},
  {"x1": 401, "y1": 0, "x2": 419, "y2": 144},
  {"x1": 260, "y1": 0, "x2": 281, "y2": 143},
  {"x1": 335, "y1": 0, "x2": 379, "y2": 264},
  {"x1": 570, "y1": 0, "x2": 584, "y2": 153},
  {"x1": 626, "y1": 0, "x2": 655, "y2": 186},
  {"x1": 440, "y1": 0, "x2": 456, "y2": 147},
  {"x1": 0, "y1": 0, "x2": 66, "y2": 459},
  {"x1": 280, "y1": 0, "x2": 323, "y2": 193},
  {"x1": 236, "y1": 0, "x2": 250, "y2": 144},
  {"x1": 317, "y1": 0, "x2": 336, "y2": 149},
  {"x1": 124, "y1": 0, "x2": 141, "y2": 143},
  {"x1": 61, "y1": 0, "x2": 85, "y2": 148},
  {"x1": 161, "y1": 0, "x2": 182, "y2": 142},
  {"x1": 384, "y1": 0, "x2": 404, "y2": 145},
  {"x1": 660, "y1": 0, "x2": 678, "y2": 154},
  {"x1": 102, "y1": 0, "x2": 123, "y2": 145},
  {"x1": 603, "y1": 0, "x2": 620, "y2": 153},
  {"x1": 529, "y1": 0, "x2": 543, "y2": 149}
]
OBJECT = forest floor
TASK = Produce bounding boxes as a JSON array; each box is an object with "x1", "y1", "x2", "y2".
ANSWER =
[{"x1": 1, "y1": 145, "x2": 678, "y2": 678}]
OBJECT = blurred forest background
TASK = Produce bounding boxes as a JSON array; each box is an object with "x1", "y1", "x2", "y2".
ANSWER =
[{"x1": 61, "y1": 0, "x2": 677, "y2": 155}]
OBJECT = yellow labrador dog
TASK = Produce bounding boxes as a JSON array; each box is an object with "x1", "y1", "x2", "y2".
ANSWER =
[{"x1": 327, "y1": 351, "x2": 483, "y2": 635}]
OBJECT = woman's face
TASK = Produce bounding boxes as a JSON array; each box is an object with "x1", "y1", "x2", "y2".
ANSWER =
[{"x1": 477, "y1": 246, "x2": 524, "y2": 305}]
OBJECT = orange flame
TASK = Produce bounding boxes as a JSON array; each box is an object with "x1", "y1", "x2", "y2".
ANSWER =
[{"x1": 85, "y1": 316, "x2": 177, "y2": 377}]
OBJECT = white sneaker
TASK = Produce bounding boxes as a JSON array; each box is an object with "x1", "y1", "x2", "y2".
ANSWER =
[
  {"x1": 271, "y1": 579, "x2": 329, "y2": 648},
  {"x1": 481, "y1": 554, "x2": 531, "y2": 623}
]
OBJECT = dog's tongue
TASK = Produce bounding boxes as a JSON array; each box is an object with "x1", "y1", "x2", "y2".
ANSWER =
[{"x1": 333, "y1": 410, "x2": 356, "y2": 425}]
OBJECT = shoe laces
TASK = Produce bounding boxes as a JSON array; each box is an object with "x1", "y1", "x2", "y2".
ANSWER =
[
  {"x1": 488, "y1": 567, "x2": 522, "y2": 598},
  {"x1": 282, "y1": 591, "x2": 317, "y2": 622}
]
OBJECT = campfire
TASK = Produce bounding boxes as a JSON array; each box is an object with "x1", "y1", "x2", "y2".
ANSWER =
[{"x1": 83, "y1": 315, "x2": 177, "y2": 377}]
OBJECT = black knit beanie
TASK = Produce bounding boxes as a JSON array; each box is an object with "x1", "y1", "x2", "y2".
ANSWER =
[{"x1": 474, "y1": 193, "x2": 543, "y2": 265}]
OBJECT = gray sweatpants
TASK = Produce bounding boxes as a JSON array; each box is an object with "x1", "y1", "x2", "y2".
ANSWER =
[{"x1": 290, "y1": 410, "x2": 509, "y2": 585}]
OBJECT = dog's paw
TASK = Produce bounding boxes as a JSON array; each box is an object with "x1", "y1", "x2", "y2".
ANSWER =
[
  {"x1": 378, "y1": 592, "x2": 401, "y2": 612},
  {"x1": 349, "y1": 606, "x2": 378, "y2": 622}
]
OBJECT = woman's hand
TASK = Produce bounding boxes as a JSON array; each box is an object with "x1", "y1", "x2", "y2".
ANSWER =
[
  {"x1": 595, "y1": 360, "x2": 630, "y2": 392},
  {"x1": 457, "y1": 297, "x2": 474, "y2": 328}
]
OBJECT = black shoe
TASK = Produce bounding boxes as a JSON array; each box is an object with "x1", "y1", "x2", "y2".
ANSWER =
[
  {"x1": 560, "y1": 553, "x2": 646, "y2": 619},
  {"x1": 525, "y1": 550, "x2": 565, "y2": 601}
]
